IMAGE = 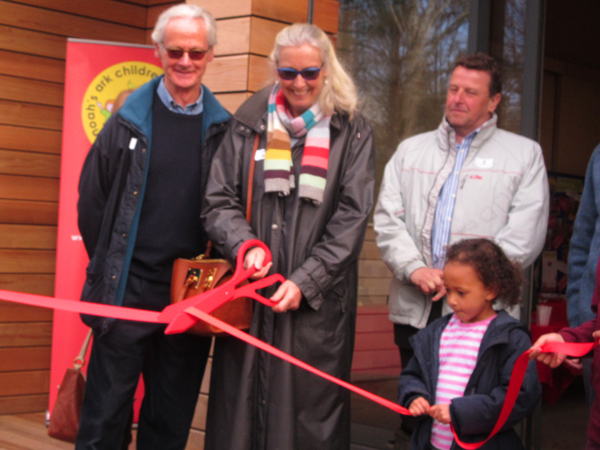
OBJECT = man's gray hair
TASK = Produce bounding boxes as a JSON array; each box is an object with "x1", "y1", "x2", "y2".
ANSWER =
[{"x1": 151, "y1": 4, "x2": 217, "y2": 47}]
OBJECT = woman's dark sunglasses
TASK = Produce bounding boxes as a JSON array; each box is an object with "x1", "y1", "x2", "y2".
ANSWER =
[
  {"x1": 165, "y1": 48, "x2": 208, "y2": 61},
  {"x1": 277, "y1": 65, "x2": 323, "y2": 81}
]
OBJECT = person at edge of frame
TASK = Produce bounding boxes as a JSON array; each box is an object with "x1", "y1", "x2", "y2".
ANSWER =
[{"x1": 75, "y1": 4, "x2": 230, "y2": 449}]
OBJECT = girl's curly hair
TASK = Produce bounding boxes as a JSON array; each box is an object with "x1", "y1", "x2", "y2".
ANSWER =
[{"x1": 446, "y1": 238, "x2": 523, "y2": 306}]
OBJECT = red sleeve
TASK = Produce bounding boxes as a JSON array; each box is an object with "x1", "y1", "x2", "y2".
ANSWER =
[
  {"x1": 559, "y1": 255, "x2": 600, "y2": 343},
  {"x1": 559, "y1": 318, "x2": 597, "y2": 343}
]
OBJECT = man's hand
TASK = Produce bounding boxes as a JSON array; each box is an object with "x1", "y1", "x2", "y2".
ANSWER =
[
  {"x1": 410, "y1": 267, "x2": 446, "y2": 301},
  {"x1": 243, "y1": 247, "x2": 273, "y2": 280},
  {"x1": 408, "y1": 397, "x2": 431, "y2": 416},
  {"x1": 430, "y1": 404, "x2": 451, "y2": 424},
  {"x1": 528, "y1": 333, "x2": 566, "y2": 368},
  {"x1": 270, "y1": 280, "x2": 302, "y2": 313}
]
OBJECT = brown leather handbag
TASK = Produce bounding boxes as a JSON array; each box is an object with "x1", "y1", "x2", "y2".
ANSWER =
[
  {"x1": 170, "y1": 251, "x2": 253, "y2": 336},
  {"x1": 170, "y1": 135, "x2": 260, "y2": 336},
  {"x1": 48, "y1": 329, "x2": 92, "y2": 442}
]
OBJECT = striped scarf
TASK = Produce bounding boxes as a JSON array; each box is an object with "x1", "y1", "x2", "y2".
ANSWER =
[{"x1": 264, "y1": 85, "x2": 331, "y2": 205}]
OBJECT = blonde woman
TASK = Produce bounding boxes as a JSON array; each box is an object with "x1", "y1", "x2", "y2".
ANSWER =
[{"x1": 202, "y1": 23, "x2": 375, "y2": 450}]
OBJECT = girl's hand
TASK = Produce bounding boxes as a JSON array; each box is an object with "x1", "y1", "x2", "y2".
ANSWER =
[
  {"x1": 408, "y1": 397, "x2": 431, "y2": 416},
  {"x1": 528, "y1": 333, "x2": 566, "y2": 368},
  {"x1": 270, "y1": 280, "x2": 302, "y2": 313},
  {"x1": 429, "y1": 404, "x2": 451, "y2": 424},
  {"x1": 243, "y1": 247, "x2": 273, "y2": 280}
]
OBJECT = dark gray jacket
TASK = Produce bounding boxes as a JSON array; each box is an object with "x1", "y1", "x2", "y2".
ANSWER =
[
  {"x1": 202, "y1": 85, "x2": 375, "y2": 450},
  {"x1": 77, "y1": 76, "x2": 230, "y2": 333},
  {"x1": 398, "y1": 310, "x2": 541, "y2": 450}
]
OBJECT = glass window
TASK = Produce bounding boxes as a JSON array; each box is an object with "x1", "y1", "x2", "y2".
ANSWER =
[
  {"x1": 489, "y1": 0, "x2": 527, "y2": 134},
  {"x1": 337, "y1": 0, "x2": 471, "y2": 188}
]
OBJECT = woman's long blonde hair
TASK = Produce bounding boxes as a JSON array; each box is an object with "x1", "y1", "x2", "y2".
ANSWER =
[{"x1": 270, "y1": 23, "x2": 358, "y2": 118}]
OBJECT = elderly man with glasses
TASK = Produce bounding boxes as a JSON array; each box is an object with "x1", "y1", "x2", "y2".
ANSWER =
[{"x1": 75, "y1": 5, "x2": 230, "y2": 450}]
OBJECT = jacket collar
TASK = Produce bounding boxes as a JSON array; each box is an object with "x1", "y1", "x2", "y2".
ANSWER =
[
  {"x1": 470, "y1": 309, "x2": 529, "y2": 360},
  {"x1": 234, "y1": 84, "x2": 342, "y2": 133},
  {"x1": 422, "y1": 309, "x2": 525, "y2": 353},
  {"x1": 436, "y1": 112, "x2": 498, "y2": 153},
  {"x1": 119, "y1": 75, "x2": 230, "y2": 141}
]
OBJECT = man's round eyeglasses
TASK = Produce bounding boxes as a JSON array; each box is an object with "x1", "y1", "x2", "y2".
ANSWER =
[{"x1": 164, "y1": 48, "x2": 208, "y2": 61}]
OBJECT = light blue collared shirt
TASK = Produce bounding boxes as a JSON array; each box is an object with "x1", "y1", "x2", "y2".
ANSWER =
[
  {"x1": 156, "y1": 78, "x2": 203, "y2": 115},
  {"x1": 431, "y1": 129, "x2": 480, "y2": 269}
]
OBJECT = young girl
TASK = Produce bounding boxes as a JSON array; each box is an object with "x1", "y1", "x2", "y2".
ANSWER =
[{"x1": 398, "y1": 238, "x2": 541, "y2": 450}]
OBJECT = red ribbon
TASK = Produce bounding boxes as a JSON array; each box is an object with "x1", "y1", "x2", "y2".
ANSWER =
[
  {"x1": 449, "y1": 340, "x2": 596, "y2": 449},
  {"x1": 0, "y1": 238, "x2": 596, "y2": 449},
  {"x1": 182, "y1": 305, "x2": 597, "y2": 449},
  {"x1": 1, "y1": 287, "x2": 594, "y2": 448}
]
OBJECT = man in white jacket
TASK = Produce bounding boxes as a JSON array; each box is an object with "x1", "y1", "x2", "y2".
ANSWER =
[{"x1": 374, "y1": 53, "x2": 549, "y2": 443}]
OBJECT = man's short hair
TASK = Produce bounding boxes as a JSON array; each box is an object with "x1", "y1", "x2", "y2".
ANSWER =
[
  {"x1": 454, "y1": 53, "x2": 502, "y2": 97},
  {"x1": 151, "y1": 4, "x2": 217, "y2": 48}
]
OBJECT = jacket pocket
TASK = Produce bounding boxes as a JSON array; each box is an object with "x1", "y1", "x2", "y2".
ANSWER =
[
  {"x1": 331, "y1": 279, "x2": 348, "y2": 314},
  {"x1": 80, "y1": 249, "x2": 108, "y2": 304}
]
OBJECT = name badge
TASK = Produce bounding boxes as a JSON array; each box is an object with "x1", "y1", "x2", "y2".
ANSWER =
[
  {"x1": 129, "y1": 138, "x2": 138, "y2": 150},
  {"x1": 474, "y1": 157, "x2": 493, "y2": 169},
  {"x1": 255, "y1": 149, "x2": 266, "y2": 161}
]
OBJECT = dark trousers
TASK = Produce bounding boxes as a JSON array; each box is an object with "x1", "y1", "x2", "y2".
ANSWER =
[
  {"x1": 394, "y1": 300, "x2": 443, "y2": 435},
  {"x1": 76, "y1": 274, "x2": 212, "y2": 450}
]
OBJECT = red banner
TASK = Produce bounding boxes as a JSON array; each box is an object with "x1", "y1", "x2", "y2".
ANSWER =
[{"x1": 52, "y1": 39, "x2": 162, "y2": 415}]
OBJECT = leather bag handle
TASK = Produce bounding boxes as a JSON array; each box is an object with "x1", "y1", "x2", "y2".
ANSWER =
[
  {"x1": 246, "y1": 133, "x2": 260, "y2": 223},
  {"x1": 74, "y1": 329, "x2": 93, "y2": 369},
  {"x1": 204, "y1": 133, "x2": 259, "y2": 258}
]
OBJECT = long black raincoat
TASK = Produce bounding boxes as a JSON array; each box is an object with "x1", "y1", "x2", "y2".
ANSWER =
[{"x1": 201, "y1": 86, "x2": 376, "y2": 450}]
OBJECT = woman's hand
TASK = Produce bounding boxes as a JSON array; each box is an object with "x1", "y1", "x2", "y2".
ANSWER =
[
  {"x1": 243, "y1": 247, "x2": 272, "y2": 280},
  {"x1": 408, "y1": 397, "x2": 431, "y2": 417},
  {"x1": 270, "y1": 280, "x2": 302, "y2": 313},
  {"x1": 429, "y1": 404, "x2": 451, "y2": 424},
  {"x1": 528, "y1": 333, "x2": 566, "y2": 368}
]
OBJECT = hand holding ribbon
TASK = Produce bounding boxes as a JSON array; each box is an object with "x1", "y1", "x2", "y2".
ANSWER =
[
  {"x1": 0, "y1": 239, "x2": 597, "y2": 449},
  {"x1": 159, "y1": 239, "x2": 285, "y2": 334}
]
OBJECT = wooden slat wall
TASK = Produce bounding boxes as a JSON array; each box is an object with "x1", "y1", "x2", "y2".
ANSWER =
[
  {"x1": 353, "y1": 226, "x2": 399, "y2": 381},
  {"x1": 0, "y1": 0, "x2": 182, "y2": 416},
  {"x1": 359, "y1": 226, "x2": 392, "y2": 307}
]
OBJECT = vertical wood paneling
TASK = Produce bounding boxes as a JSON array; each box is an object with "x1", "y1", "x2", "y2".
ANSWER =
[
  {"x1": 249, "y1": 17, "x2": 286, "y2": 57},
  {"x1": 0, "y1": 0, "x2": 160, "y2": 417},
  {"x1": 215, "y1": 17, "x2": 251, "y2": 56},
  {"x1": 147, "y1": 2, "x2": 185, "y2": 32},
  {"x1": 314, "y1": 0, "x2": 339, "y2": 34},
  {"x1": 186, "y1": 0, "x2": 252, "y2": 19},
  {"x1": 251, "y1": 0, "x2": 308, "y2": 23},
  {"x1": 0, "y1": 1, "x2": 147, "y2": 43},
  {"x1": 0, "y1": 49, "x2": 65, "y2": 83},
  {"x1": 248, "y1": 54, "x2": 272, "y2": 92}
]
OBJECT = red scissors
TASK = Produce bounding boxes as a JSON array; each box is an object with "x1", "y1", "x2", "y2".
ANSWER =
[{"x1": 158, "y1": 239, "x2": 284, "y2": 334}]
